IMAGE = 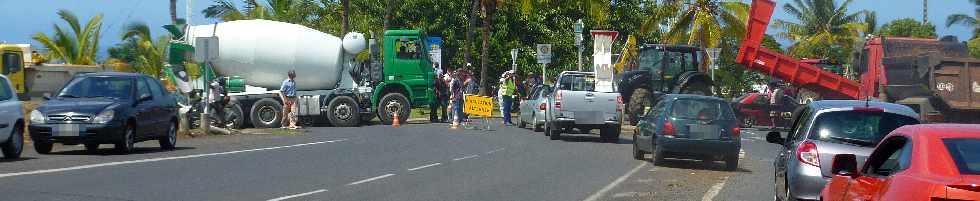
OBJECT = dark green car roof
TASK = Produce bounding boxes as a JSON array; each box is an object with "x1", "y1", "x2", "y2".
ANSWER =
[{"x1": 661, "y1": 94, "x2": 726, "y2": 102}]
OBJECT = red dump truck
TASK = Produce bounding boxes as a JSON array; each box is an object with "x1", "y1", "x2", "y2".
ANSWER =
[{"x1": 738, "y1": 0, "x2": 980, "y2": 123}]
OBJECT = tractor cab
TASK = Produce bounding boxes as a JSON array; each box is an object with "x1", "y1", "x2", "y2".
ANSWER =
[{"x1": 636, "y1": 45, "x2": 704, "y2": 93}]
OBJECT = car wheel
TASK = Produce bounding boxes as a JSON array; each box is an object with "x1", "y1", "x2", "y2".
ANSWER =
[
  {"x1": 725, "y1": 154, "x2": 739, "y2": 171},
  {"x1": 547, "y1": 122, "x2": 560, "y2": 140},
  {"x1": 327, "y1": 96, "x2": 360, "y2": 127},
  {"x1": 115, "y1": 125, "x2": 135, "y2": 154},
  {"x1": 533, "y1": 116, "x2": 543, "y2": 132},
  {"x1": 159, "y1": 122, "x2": 177, "y2": 150},
  {"x1": 250, "y1": 98, "x2": 283, "y2": 128},
  {"x1": 651, "y1": 144, "x2": 665, "y2": 166},
  {"x1": 517, "y1": 115, "x2": 527, "y2": 128},
  {"x1": 34, "y1": 141, "x2": 53, "y2": 155},
  {"x1": 1, "y1": 126, "x2": 24, "y2": 159},
  {"x1": 632, "y1": 135, "x2": 645, "y2": 160},
  {"x1": 377, "y1": 93, "x2": 410, "y2": 125}
]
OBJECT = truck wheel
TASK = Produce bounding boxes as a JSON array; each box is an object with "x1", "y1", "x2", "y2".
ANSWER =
[
  {"x1": 224, "y1": 102, "x2": 245, "y2": 129},
  {"x1": 632, "y1": 134, "x2": 645, "y2": 160},
  {"x1": 548, "y1": 122, "x2": 561, "y2": 140},
  {"x1": 377, "y1": 93, "x2": 410, "y2": 125},
  {"x1": 328, "y1": 96, "x2": 360, "y2": 127},
  {"x1": 627, "y1": 88, "x2": 652, "y2": 126},
  {"x1": 250, "y1": 98, "x2": 283, "y2": 128},
  {"x1": 601, "y1": 126, "x2": 621, "y2": 142}
]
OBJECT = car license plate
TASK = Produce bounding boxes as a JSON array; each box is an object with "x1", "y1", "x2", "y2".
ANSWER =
[
  {"x1": 54, "y1": 124, "x2": 80, "y2": 137},
  {"x1": 688, "y1": 125, "x2": 719, "y2": 139}
]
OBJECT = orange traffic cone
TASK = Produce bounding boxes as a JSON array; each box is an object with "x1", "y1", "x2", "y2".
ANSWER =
[{"x1": 392, "y1": 112, "x2": 401, "y2": 128}]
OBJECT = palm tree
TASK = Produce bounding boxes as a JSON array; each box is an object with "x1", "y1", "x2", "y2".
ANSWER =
[
  {"x1": 478, "y1": 0, "x2": 500, "y2": 96},
  {"x1": 663, "y1": 0, "x2": 749, "y2": 48},
  {"x1": 170, "y1": 0, "x2": 178, "y2": 24},
  {"x1": 341, "y1": 0, "x2": 350, "y2": 33},
  {"x1": 946, "y1": 0, "x2": 980, "y2": 38},
  {"x1": 202, "y1": 0, "x2": 320, "y2": 25},
  {"x1": 121, "y1": 21, "x2": 170, "y2": 78},
  {"x1": 31, "y1": 9, "x2": 103, "y2": 65},
  {"x1": 773, "y1": 0, "x2": 868, "y2": 61},
  {"x1": 640, "y1": 0, "x2": 684, "y2": 43}
]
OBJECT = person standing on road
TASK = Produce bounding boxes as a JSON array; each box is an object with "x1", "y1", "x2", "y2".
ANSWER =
[
  {"x1": 208, "y1": 76, "x2": 227, "y2": 127},
  {"x1": 431, "y1": 64, "x2": 448, "y2": 123},
  {"x1": 280, "y1": 70, "x2": 300, "y2": 129},
  {"x1": 463, "y1": 77, "x2": 479, "y2": 122},
  {"x1": 499, "y1": 71, "x2": 517, "y2": 126},
  {"x1": 450, "y1": 71, "x2": 465, "y2": 128}
]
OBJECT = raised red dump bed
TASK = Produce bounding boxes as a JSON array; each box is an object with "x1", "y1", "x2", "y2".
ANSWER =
[{"x1": 736, "y1": 0, "x2": 861, "y2": 100}]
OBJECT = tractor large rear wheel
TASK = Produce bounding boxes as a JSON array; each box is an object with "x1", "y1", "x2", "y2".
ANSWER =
[{"x1": 627, "y1": 88, "x2": 652, "y2": 126}]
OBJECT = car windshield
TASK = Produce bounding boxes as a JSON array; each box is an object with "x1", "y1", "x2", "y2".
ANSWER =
[
  {"x1": 943, "y1": 138, "x2": 980, "y2": 175},
  {"x1": 58, "y1": 76, "x2": 133, "y2": 100},
  {"x1": 670, "y1": 99, "x2": 734, "y2": 120},
  {"x1": 808, "y1": 111, "x2": 919, "y2": 147},
  {"x1": 558, "y1": 74, "x2": 595, "y2": 91}
]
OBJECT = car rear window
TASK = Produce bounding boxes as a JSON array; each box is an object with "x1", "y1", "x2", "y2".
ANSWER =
[
  {"x1": 943, "y1": 138, "x2": 980, "y2": 175},
  {"x1": 670, "y1": 99, "x2": 735, "y2": 120},
  {"x1": 558, "y1": 74, "x2": 595, "y2": 91},
  {"x1": 808, "y1": 111, "x2": 919, "y2": 147}
]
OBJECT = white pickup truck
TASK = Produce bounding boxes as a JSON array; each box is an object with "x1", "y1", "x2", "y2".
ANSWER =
[{"x1": 545, "y1": 71, "x2": 622, "y2": 141}]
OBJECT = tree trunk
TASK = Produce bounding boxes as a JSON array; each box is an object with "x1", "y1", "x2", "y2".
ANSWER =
[
  {"x1": 169, "y1": 0, "x2": 178, "y2": 24},
  {"x1": 341, "y1": 0, "x2": 350, "y2": 33},
  {"x1": 383, "y1": 0, "x2": 393, "y2": 32},
  {"x1": 478, "y1": 1, "x2": 495, "y2": 96},
  {"x1": 465, "y1": 0, "x2": 479, "y2": 65}
]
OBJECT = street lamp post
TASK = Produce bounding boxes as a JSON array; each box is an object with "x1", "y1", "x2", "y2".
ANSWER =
[
  {"x1": 574, "y1": 19, "x2": 584, "y2": 72},
  {"x1": 705, "y1": 48, "x2": 721, "y2": 94}
]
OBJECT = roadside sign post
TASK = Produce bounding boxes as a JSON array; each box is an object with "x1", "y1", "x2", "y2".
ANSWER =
[
  {"x1": 510, "y1": 49, "x2": 518, "y2": 72},
  {"x1": 464, "y1": 95, "x2": 495, "y2": 131},
  {"x1": 705, "y1": 48, "x2": 721, "y2": 94},
  {"x1": 195, "y1": 37, "x2": 219, "y2": 133},
  {"x1": 574, "y1": 19, "x2": 584, "y2": 71},
  {"x1": 536, "y1": 44, "x2": 552, "y2": 84}
]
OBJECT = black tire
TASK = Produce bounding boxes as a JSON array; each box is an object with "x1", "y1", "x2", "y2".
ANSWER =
[
  {"x1": 115, "y1": 125, "x2": 135, "y2": 154},
  {"x1": 377, "y1": 93, "x2": 410, "y2": 125},
  {"x1": 548, "y1": 122, "x2": 561, "y2": 140},
  {"x1": 632, "y1": 135, "x2": 645, "y2": 160},
  {"x1": 651, "y1": 144, "x2": 666, "y2": 166},
  {"x1": 725, "y1": 154, "x2": 739, "y2": 171},
  {"x1": 533, "y1": 115, "x2": 543, "y2": 132},
  {"x1": 518, "y1": 115, "x2": 527, "y2": 128},
  {"x1": 627, "y1": 88, "x2": 652, "y2": 126},
  {"x1": 327, "y1": 96, "x2": 360, "y2": 127},
  {"x1": 600, "y1": 126, "x2": 621, "y2": 142},
  {"x1": 250, "y1": 98, "x2": 283, "y2": 128},
  {"x1": 84, "y1": 143, "x2": 99, "y2": 153},
  {"x1": 159, "y1": 121, "x2": 177, "y2": 150},
  {"x1": 1, "y1": 126, "x2": 24, "y2": 159},
  {"x1": 224, "y1": 101, "x2": 245, "y2": 129},
  {"x1": 34, "y1": 141, "x2": 53, "y2": 155}
]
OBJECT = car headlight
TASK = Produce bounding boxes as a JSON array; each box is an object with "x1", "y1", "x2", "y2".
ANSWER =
[
  {"x1": 92, "y1": 110, "x2": 115, "y2": 124},
  {"x1": 30, "y1": 110, "x2": 45, "y2": 124}
]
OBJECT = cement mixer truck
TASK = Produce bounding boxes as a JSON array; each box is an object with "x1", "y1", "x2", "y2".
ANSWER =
[{"x1": 165, "y1": 20, "x2": 435, "y2": 128}]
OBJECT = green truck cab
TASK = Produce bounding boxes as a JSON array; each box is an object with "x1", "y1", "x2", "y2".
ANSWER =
[{"x1": 371, "y1": 30, "x2": 436, "y2": 124}]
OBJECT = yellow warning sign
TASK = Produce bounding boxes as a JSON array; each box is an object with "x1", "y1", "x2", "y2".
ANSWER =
[{"x1": 464, "y1": 95, "x2": 494, "y2": 117}]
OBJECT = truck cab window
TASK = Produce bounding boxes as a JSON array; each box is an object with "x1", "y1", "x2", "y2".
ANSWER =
[
  {"x1": 2, "y1": 52, "x2": 22, "y2": 75},
  {"x1": 396, "y1": 38, "x2": 420, "y2": 60}
]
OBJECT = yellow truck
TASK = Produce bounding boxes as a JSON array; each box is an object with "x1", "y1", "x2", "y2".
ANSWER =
[{"x1": 0, "y1": 44, "x2": 27, "y2": 98}]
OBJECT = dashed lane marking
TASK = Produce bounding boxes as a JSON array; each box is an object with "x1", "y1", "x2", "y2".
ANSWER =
[
  {"x1": 347, "y1": 173, "x2": 396, "y2": 186},
  {"x1": 701, "y1": 176, "x2": 729, "y2": 201},
  {"x1": 407, "y1": 163, "x2": 442, "y2": 171},
  {"x1": 582, "y1": 162, "x2": 647, "y2": 201},
  {"x1": 485, "y1": 148, "x2": 505, "y2": 154},
  {"x1": 267, "y1": 189, "x2": 327, "y2": 201},
  {"x1": 452, "y1": 154, "x2": 479, "y2": 161},
  {"x1": 0, "y1": 139, "x2": 349, "y2": 179}
]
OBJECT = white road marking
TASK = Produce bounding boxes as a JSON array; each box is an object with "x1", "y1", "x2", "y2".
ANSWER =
[
  {"x1": 739, "y1": 149, "x2": 746, "y2": 159},
  {"x1": 701, "y1": 176, "x2": 729, "y2": 201},
  {"x1": 582, "y1": 162, "x2": 647, "y2": 201},
  {"x1": 407, "y1": 163, "x2": 442, "y2": 171},
  {"x1": 348, "y1": 173, "x2": 396, "y2": 186},
  {"x1": 267, "y1": 189, "x2": 327, "y2": 201},
  {"x1": 485, "y1": 148, "x2": 505, "y2": 154},
  {"x1": 0, "y1": 139, "x2": 348, "y2": 179},
  {"x1": 452, "y1": 154, "x2": 479, "y2": 161}
]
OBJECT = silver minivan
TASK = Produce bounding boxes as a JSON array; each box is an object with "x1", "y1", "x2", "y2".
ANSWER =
[
  {"x1": 767, "y1": 100, "x2": 919, "y2": 201},
  {"x1": 0, "y1": 75, "x2": 24, "y2": 159}
]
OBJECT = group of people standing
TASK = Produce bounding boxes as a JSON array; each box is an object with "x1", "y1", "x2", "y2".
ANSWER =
[{"x1": 431, "y1": 63, "x2": 479, "y2": 128}]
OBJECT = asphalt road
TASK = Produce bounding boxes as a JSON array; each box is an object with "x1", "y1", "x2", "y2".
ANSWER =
[{"x1": 0, "y1": 121, "x2": 781, "y2": 201}]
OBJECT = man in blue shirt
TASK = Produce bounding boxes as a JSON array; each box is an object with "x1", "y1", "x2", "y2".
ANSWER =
[{"x1": 280, "y1": 70, "x2": 299, "y2": 129}]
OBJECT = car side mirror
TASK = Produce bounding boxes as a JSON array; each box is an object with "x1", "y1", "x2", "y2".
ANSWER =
[
  {"x1": 42, "y1": 93, "x2": 52, "y2": 101},
  {"x1": 766, "y1": 131, "x2": 784, "y2": 144},
  {"x1": 831, "y1": 154, "x2": 859, "y2": 178}
]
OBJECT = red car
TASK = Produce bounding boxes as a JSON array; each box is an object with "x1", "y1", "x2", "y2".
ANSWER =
[
  {"x1": 732, "y1": 93, "x2": 796, "y2": 128},
  {"x1": 821, "y1": 124, "x2": 980, "y2": 201}
]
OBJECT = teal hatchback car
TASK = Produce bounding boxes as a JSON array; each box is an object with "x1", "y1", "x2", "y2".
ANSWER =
[{"x1": 632, "y1": 94, "x2": 741, "y2": 171}]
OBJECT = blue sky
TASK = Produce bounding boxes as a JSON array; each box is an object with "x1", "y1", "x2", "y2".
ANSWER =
[{"x1": 0, "y1": 0, "x2": 976, "y2": 61}]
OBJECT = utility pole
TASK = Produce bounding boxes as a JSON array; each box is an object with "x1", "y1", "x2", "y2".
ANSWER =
[
  {"x1": 923, "y1": 0, "x2": 928, "y2": 23},
  {"x1": 575, "y1": 19, "x2": 584, "y2": 72}
]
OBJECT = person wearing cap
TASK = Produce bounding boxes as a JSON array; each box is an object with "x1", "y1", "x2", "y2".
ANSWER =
[
  {"x1": 280, "y1": 70, "x2": 299, "y2": 129},
  {"x1": 498, "y1": 70, "x2": 517, "y2": 125}
]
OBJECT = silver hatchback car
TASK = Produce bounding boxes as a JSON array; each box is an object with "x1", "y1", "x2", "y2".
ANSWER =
[{"x1": 766, "y1": 100, "x2": 919, "y2": 201}]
